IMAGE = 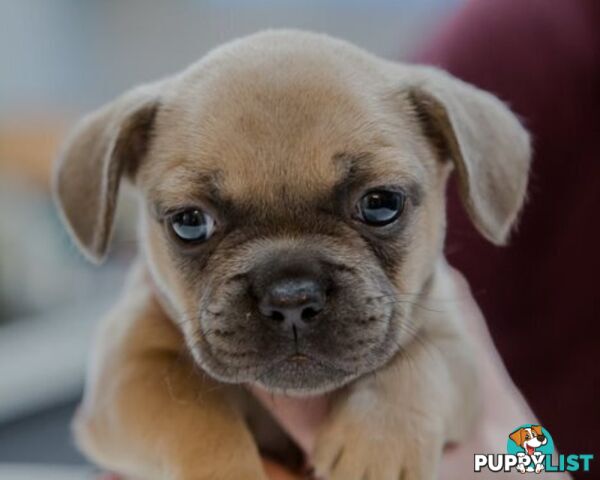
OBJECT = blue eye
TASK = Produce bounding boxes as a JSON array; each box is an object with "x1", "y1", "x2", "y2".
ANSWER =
[
  {"x1": 358, "y1": 190, "x2": 405, "y2": 226},
  {"x1": 170, "y1": 209, "x2": 215, "y2": 242}
]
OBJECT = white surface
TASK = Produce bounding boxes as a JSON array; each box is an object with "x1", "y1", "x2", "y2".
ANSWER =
[{"x1": 0, "y1": 464, "x2": 94, "y2": 480}]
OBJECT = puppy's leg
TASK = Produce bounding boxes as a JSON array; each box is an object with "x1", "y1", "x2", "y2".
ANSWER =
[
  {"x1": 312, "y1": 269, "x2": 478, "y2": 480},
  {"x1": 74, "y1": 265, "x2": 268, "y2": 480}
]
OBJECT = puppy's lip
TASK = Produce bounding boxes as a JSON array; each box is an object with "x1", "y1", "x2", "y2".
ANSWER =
[
  {"x1": 278, "y1": 352, "x2": 351, "y2": 374},
  {"x1": 254, "y1": 355, "x2": 356, "y2": 395},
  {"x1": 287, "y1": 353, "x2": 310, "y2": 363}
]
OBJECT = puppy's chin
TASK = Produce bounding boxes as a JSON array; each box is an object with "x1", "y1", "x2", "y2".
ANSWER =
[
  {"x1": 253, "y1": 357, "x2": 357, "y2": 396},
  {"x1": 191, "y1": 346, "x2": 360, "y2": 396}
]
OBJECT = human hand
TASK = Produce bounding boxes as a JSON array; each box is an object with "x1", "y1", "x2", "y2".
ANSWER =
[{"x1": 254, "y1": 267, "x2": 570, "y2": 479}]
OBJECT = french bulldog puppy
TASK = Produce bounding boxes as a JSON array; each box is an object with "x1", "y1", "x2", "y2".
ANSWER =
[{"x1": 54, "y1": 30, "x2": 530, "y2": 480}]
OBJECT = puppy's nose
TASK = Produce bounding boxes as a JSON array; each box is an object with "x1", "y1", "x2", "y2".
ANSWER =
[{"x1": 259, "y1": 278, "x2": 325, "y2": 330}]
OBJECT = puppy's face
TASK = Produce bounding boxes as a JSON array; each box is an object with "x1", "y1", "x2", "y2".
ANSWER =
[
  {"x1": 139, "y1": 67, "x2": 444, "y2": 394},
  {"x1": 54, "y1": 31, "x2": 531, "y2": 395}
]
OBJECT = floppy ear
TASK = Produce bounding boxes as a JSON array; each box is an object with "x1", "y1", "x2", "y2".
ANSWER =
[
  {"x1": 53, "y1": 83, "x2": 162, "y2": 263},
  {"x1": 531, "y1": 425, "x2": 543, "y2": 436},
  {"x1": 509, "y1": 428, "x2": 525, "y2": 446},
  {"x1": 406, "y1": 66, "x2": 531, "y2": 245}
]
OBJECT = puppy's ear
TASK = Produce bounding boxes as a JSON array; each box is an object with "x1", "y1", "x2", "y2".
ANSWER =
[
  {"x1": 509, "y1": 428, "x2": 525, "y2": 446},
  {"x1": 53, "y1": 83, "x2": 162, "y2": 263},
  {"x1": 406, "y1": 66, "x2": 531, "y2": 245}
]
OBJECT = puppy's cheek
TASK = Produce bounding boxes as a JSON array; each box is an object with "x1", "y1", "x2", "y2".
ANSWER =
[
  {"x1": 192, "y1": 276, "x2": 265, "y2": 372},
  {"x1": 393, "y1": 194, "x2": 446, "y2": 293},
  {"x1": 141, "y1": 219, "x2": 196, "y2": 317},
  {"x1": 198, "y1": 281, "x2": 252, "y2": 347},
  {"x1": 314, "y1": 269, "x2": 398, "y2": 364}
]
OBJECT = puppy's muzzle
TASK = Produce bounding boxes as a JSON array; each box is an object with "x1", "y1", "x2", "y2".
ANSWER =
[{"x1": 250, "y1": 254, "x2": 330, "y2": 334}]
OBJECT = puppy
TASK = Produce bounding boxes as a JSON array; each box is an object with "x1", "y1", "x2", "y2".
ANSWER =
[
  {"x1": 510, "y1": 426, "x2": 548, "y2": 473},
  {"x1": 53, "y1": 30, "x2": 531, "y2": 480}
]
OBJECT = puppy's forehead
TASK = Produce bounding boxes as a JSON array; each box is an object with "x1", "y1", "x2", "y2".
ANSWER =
[{"x1": 147, "y1": 40, "x2": 419, "y2": 207}]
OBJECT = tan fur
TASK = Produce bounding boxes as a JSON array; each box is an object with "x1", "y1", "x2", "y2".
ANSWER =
[
  {"x1": 73, "y1": 264, "x2": 266, "y2": 479},
  {"x1": 53, "y1": 30, "x2": 531, "y2": 479}
]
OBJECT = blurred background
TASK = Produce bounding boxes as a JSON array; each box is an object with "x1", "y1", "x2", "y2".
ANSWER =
[{"x1": 1, "y1": 0, "x2": 598, "y2": 478}]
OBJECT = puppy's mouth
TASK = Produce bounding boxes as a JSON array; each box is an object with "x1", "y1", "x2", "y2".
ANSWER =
[
  {"x1": 287, "y1": 353, "x2": 310, "y2": 363},
  {"x1": 190, "y1": 304, "x2": 400, "y2": 395},
  {"x1": 191, "y1": 333, "x2": 362, "y2": 394},
  {"x1": 253, "y1": 351, "x2": 357, "y2": 395}
]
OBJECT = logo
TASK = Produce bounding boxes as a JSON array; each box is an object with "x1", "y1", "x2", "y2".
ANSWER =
[{"x1": 474, "y1": 424, "x2": 594, "y2": 474}]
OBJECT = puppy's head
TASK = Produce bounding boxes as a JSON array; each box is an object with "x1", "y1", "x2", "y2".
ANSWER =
[{"x1": 54, "y1": 31, "x2": 530, "y2": 395}]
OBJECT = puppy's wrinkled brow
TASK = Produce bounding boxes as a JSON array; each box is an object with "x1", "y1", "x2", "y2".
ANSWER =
[
  {"x1": 332, "y1": 151, "x2": 424, "y2": 206},
  {"x1": 332, "y1": 152, "x2": 377, "y2": 194},
  {"x1": 149, "y1": 169, "x2": 228, "y2": 217}
]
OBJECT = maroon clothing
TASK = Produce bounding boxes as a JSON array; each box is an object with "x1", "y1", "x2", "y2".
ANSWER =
[{"x1": 416, "y1": 0, "x2": 600, "y2": 457}]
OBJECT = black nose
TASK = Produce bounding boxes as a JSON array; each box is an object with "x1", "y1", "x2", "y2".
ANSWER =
[{"x1": 259, "y1": 278, "x2": 326, "y2": 330}]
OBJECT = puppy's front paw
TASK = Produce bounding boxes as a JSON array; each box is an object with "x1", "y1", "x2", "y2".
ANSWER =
[
  {"x1": 169, "y1": 449, "x2": 269, "y2": 480},
  {"x1": 311, "y1": 409, "x2": 442, "y2": 480},
  {"x1": 173, "y1": 464, "x2": 268, "y2": 480}
]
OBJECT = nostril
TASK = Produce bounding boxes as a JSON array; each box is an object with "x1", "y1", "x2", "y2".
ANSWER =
[
  {"x1": 269, "y1": 310, "x2": 285, "y2": 322},
  {"x1": 301, "y1": 306, "x2": 320, "y2": 322}
]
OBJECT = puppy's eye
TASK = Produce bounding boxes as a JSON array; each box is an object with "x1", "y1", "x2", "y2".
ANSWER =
[
  {"x1": 358, "y1": 190, "x2": 405, "y2": 226},
  {"x1": 170, "y1": 209, "x2": 215, "y2": 242}
]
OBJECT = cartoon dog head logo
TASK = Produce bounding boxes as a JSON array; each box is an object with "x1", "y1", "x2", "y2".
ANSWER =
[
  {"x1": 509, "y1": 425, "x2": 548, "y2": 456},
  {"x1": 507, "y1": 424, "x2": 554, "y2": 473}
]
